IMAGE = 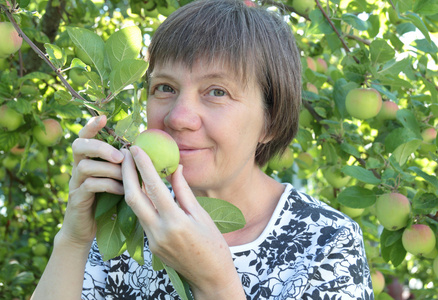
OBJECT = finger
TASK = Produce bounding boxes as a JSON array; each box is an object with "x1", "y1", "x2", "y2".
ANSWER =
[
  {"x1": 68, "y1": 177, "x2": 124, "y2": 210},
  {"x1": 79, "y1": 115, "x2": 107, "y2": 139},
  {"x1": 70, "y1": 159, "x2": 123, "y2": 190},
  {"x1": 72, "y1": 138, "x2": 124, "y2": 167},
  {"x1": 130, "y1": 146, "x2": 178, "y2": 214},
  {"x1": 170, "y1": 165, "x2": 200, "y2": 215},
  {"x1": 121, "y1": 149, "x2": 158, "y2": 223}
]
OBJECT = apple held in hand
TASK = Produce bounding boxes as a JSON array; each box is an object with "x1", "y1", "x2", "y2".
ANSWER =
[
  {"x1": 402, "y1": 224, "x2": 436, "y2": 256},
  {"x1": 345, "y1": 88, "x2": 382, "y2": 120},
  {"x1": 0, "y1": 22, "x2": 23, "y2": 58},
  {"x1": 0, "y1": 104, "x2": 24, "y2": 131},
  {"x1": 376, "y1": 193, "x2": 410, "y2": 231},
  {"x1": 33, "y1": 119, "x2": 63, "y2": 146},
  {"x1": 133, "y1": 129, "x2": 180, "y2": 178}
]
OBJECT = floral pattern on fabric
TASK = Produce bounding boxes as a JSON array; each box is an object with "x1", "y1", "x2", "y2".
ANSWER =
[{"x1": 82, "y1": 184, "x2": 374, "y2": 300}]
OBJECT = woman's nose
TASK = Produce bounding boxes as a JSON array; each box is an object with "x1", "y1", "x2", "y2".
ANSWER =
[{"x1": 164, "y1": 94, "x2": 202, "y2": 132}]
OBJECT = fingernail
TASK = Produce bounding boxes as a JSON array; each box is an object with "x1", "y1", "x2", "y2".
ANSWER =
[
  {"x1": 130, "y1": 146, "x2": 139, "y2": 157},
  {"x1": 112, "y1": 150, "x2": 124, "y2": 162},
  {"x1": 94, "y1": 115, "x2": 103, "y2": 124}
]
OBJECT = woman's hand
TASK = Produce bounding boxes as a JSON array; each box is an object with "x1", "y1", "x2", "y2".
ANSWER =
[
  {"x1": 121, "y1": 146, "x2": 245, "y2": 299},
  {"x1": 58, "y1": 115, "x2": 125, "y2": 247}
]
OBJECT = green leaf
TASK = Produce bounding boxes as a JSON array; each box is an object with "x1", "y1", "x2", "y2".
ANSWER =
[
  {"x1": 163, "y1": 264, "x2": 191, "y2": 300},
  {"x1": 54, "y1": 90, "x2": 72, "y2": 105},
  {"x1": 340, "y1": 142, "x2": 361, "y2": 158},
  {"x1": 52, "y1": 102, "x2": 83, "y2": 119},
  {"x1": 408, "y1": 166, "x2": 438, "y2": 190},
  {"x1": 114, "y1": 114, "x2": 141, "y2": 142},
  {"x1": 126, "y1": 221, "x2": 145, "y2": 265},
  {"x1": 152, "y1": 253, "x2": 165, "y2": 271},
  {"x1": 333, "y1": 79, "x2": 357, "y2": 118},
  {"x1": 0, "y1": 131, "x2": 19, "y2": 152},
  {"x1": 412, "y1": 193, "x2": 438, "y2": 212},
  {"x1": 44, "y1": 43, "x2": 67, "y2": 69},
  {"x1": 70, "y1": 58, "x2": 88, "y2": 69},
  {"x1": 403, "y1": 12, "x2": 431, "y2": 43},
  {"x1": 370, "y1": 39, "x2": 395, "y2": 64},
  {"x1": 378, "y1": 58, "x2": 411, "y2": 77},
  {"x1": 342, "y1": 13, "x2": 368, "y2": 31},
  {"x1": 341, "y1": 166, "x2": 381, "y2": 185},
  {"x1": 109, "y1": 59, "x2": 148, "y2": 96},
  {"x1": 196, "y1": 197, "x2": 246, "y2": 233},
  {"x1": 337, "y1": 187, "x2": 376, "y2": 209},
  {"x1": 12, "y1": 271, "x2": 35, "y2": 285},
  {"x1": 94, "y1": 192, "x2": 124, "y2": 219},
  {"x1": 384, "y1": 128, "x2": 418, "y2": 153},
  {"x1": 67, "y1": 27, "x2": 107, "y2": 80},
  {"x1": 96, "y1": 205, "x2": 125, "y2": 261},
  {"x1": 413, "y1": 0, "x2": 438, "y2": 15},
  {"x1": 396, "y1": 109, "x2": 421, "y2": 136},
  {"x1": 105, "y1": 26, "x2": 143, "y2": 70},
  {"x1": 391, "y1": 139, "x2": 422, "y2": 166},
  {"x1": 117, "y1": 200, "x2": 138, "y2": 237}
]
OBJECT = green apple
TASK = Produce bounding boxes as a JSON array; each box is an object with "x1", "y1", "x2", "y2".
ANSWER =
[
  {"x1": 423, "y1": 247, "x2": 438, "y2": 259},
  {"x1": 299, "y1": 109, "x2": 313, "y2": 128},
  {"x1": 322, "y1": 166, "x2": 350, "y2": 188},
  {"x1": 53, "y1": 172, "x2": 70, "y2": 187},
  {"x1": 33, "y1": 119, "x2": 63, "y2": 146},
  {"x1": 2, "y1": 155, "x2": 20, "y2": 170},
  {"x1": 0, "y1": 22, "x2": 23, "y2": 58},
  {"x1": 296, "y1": 152, "x2": 314, "y2": 169},
  {"x1": 340, "y1": 205, "x2": 365, "y2": 219},
  {"x1": 268, "y1": 147, "x2": 294, "y2": 171},
  {"x1": 0, "y1": 104, "x2": 24, "y2": 131},
  {"x1": 157, "y1": 3, "x2": 177, "y2": 16},
  {"x1": 402, "y1": 224, "x2": 436, "y2": 256},
  {"x1": 376, "y1": 193, "x2": 410, "y2": 231},
  {"x1": 133, "y1": 129, "x2": 180, "y2": 178},
  {"x1": 293, "y1": 0, "x2": 316, "y2": 15},
  {"x1": 69, "y1": 68, "x2": 89, "y2": 86},
  {"x1": 371, "y1": 270, "x2": 385, "y2": 295},
  {"x1": 345, "y1": 88, "x2": 382, "y2": 120},
  {"x1": 32, "y1": 243, "x2": 48, "y2": 257},
  {"x1": 306, "y1": 56, "x2": 317, "y2": 72},
  {"x1": 315, "y1": 58, "x2": 328, "y2": 74},
  {"x1": 376, "y1": 101, "x2": 399, "y2": 120}
]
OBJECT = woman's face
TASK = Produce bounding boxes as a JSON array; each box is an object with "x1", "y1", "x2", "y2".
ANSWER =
[{"x1": 146, "y1": 60, "x2": 267, "y2": 195}]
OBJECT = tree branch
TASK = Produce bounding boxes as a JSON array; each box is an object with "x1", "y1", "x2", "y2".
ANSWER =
[{"x1": 314, "y1": 0, "x2": 360, "y2": 64}]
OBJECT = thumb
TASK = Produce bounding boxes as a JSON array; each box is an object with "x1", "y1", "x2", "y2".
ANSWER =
[{"x1": 171, "y1": 165, "x2": 199, "y2": 214}]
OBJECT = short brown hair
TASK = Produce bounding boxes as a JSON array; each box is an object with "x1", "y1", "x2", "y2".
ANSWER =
[{"x1": 146, "y1": 0, "x2": 302, "y2": 166}]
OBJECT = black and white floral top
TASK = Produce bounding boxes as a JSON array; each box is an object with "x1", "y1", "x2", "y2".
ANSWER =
[{"x1": 82, "y1": 183, "x2": 374, "y2": 299}]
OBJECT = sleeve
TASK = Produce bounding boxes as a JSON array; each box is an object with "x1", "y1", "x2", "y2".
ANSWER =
[
  {"x1": 81, "y1": 239, "x2": 110, "y2": 300},
  {"x1": 302, "y1": 221, "x2": 375, "y2": 300}
]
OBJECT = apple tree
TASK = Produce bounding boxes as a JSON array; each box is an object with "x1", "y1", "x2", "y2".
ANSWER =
[{"x1": 0, "y1": 0, "x2": 438, "y2": 299}]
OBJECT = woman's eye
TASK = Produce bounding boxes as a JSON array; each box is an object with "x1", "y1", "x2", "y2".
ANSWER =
[
  {"x1": 156, "y1": 84, "x2": 175, "y2": 93},
  {"x1": 208, "y1": 89, "x2": 227, "y2": 97}
]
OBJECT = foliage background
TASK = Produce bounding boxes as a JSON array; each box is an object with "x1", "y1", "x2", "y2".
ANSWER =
[{"x1": 0, "y1": 0, "x2": 438, "y2": 299}]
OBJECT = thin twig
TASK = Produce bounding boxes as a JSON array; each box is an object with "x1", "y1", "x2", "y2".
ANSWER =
[
  {"x1": 346, "y1": 34, "x2": 371, "y2": 46},
  {"x1": 314, "y1": 0, "x2": 360, "y2": 63}
]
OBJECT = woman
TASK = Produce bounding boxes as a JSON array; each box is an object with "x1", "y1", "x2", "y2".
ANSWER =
[{"x1": 32, "y1": 0, "x2": 373, "y2": 299}]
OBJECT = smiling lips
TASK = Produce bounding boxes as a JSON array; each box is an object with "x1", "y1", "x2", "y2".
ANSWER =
[{"x1": 177, "y1": 144, "x2": 208, "y2": 156}]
